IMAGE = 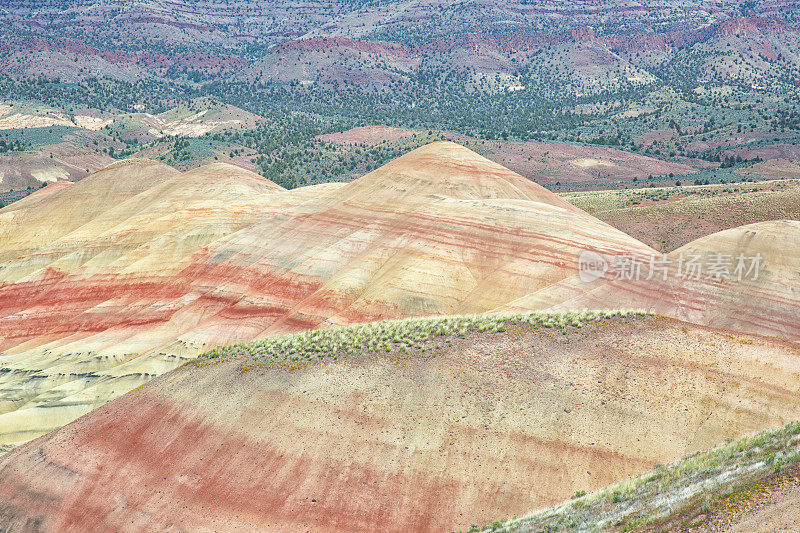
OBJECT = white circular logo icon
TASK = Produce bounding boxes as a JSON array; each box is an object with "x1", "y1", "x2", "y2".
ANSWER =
[{"x1": 578, "y1": 250, "x2": 608, "y2": 283}]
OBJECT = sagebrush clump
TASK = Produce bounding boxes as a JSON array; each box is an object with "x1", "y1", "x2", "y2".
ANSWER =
[{"x1": 202, "y1": 310, "x2": 647, "y2": 365}]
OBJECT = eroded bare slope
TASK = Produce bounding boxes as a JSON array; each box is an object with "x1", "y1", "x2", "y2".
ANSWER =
[
  {"x1": 2, "y1": 315, "x2": 800, "y2": 532},
  {"x1": 500, "y1": 220, "x2": 800, "y2": 339},
  {"x1": 0, "y1": 142, "x2": 654, "y2": 444}
]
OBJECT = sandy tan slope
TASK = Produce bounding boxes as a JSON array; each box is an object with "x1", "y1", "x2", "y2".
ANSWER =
[
  {"x1": 499, "y1": 220, "x2": 800, "y2": 339},
  {"x1": 0, "y1": 160, "x2": 289, "y2": 444},
  {"x1": 0, "y1": 142, "x2": 655, "y2": 444},
  {"x1": 2, "y1": 314, "x2": 800, "y2": 532},
  {"x1": 0, "y1": 159, "x2": 180, "y2": 263}
]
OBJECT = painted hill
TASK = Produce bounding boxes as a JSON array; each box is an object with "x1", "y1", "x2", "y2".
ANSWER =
[
  {"x1": 3, "y1": 312, "x2": 800, "y2": 531},
  {"x1": 665, "y1": 220, "x2": 800, "y2": 337},
  {"x1": 1, "y1": 141, "x2": 800, "y2": 532},
  {"x1": 0, "y1": 160, "x2": 288, "y2": 444},
  {"x1": 0, "y1": 99, "x2": 261, "y2": 193},
  {"x1": 0, "y1": 142, "x2": 655, "y2": 444},
  {"x1": 499, "y1": 220, "x2": 800, "y2": 339},
  {"x1": 0, "y1": 159, "x2": 179, "y2": 266},
  {"x1": 485, "y1": 416, "x2": 800, "y2": 531}
]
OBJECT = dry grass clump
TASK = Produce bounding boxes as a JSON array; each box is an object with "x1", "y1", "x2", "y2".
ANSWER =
[
  {"x1": 0, "y1": 444, "x2": 16, "y2": 457},
  {"x1": 202, "y1": 310, "x2": 646, "y2": 365},
  {"x1": 478, "y1": 419, "x2": 800, "y2": 532}
]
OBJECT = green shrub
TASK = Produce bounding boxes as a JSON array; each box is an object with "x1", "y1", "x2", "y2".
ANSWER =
[{"x1": 201, "y1": 310, "x2": 648, "y2": 366}]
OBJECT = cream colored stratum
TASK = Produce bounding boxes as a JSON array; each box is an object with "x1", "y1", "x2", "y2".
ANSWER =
[{"x1": 0, "y1": 142, "x2": 655, "y2": 444}]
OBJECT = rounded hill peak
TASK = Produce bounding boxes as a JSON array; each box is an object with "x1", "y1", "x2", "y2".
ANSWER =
[
  {"x1": 98, "y1": 158, "x2": 169, "y2": 171},
  {"x1": 180, "y1": 162, "x2": 284, "y2": 191},
  {"x1": 339, "y1": 140, "x2": 582, "y2": 211},
  {"x1": 672, "y1": 219, "x2": 800, "y2": 257}
]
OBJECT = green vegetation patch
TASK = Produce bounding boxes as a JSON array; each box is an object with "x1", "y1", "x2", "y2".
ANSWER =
[
  {"x1": 1, "y1": 125, "x2": 78, "y2": 149},
  {"x1": 202, "y1": 310, "x2": 646, "y2": 367}
]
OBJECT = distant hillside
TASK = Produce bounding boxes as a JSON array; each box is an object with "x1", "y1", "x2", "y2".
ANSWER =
[
  {"x1": 2, "y1": 1, "x2": 800, "y2": 167},
  {"x1": 563, "y1": 178, "x2": 800, "y2": 251},
  {"x1": 319, "y1": 127, "x2": 704, "y2": 186},
  {"x1": 0, "y1": 98, "x2": 262, "y2": 191}
]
